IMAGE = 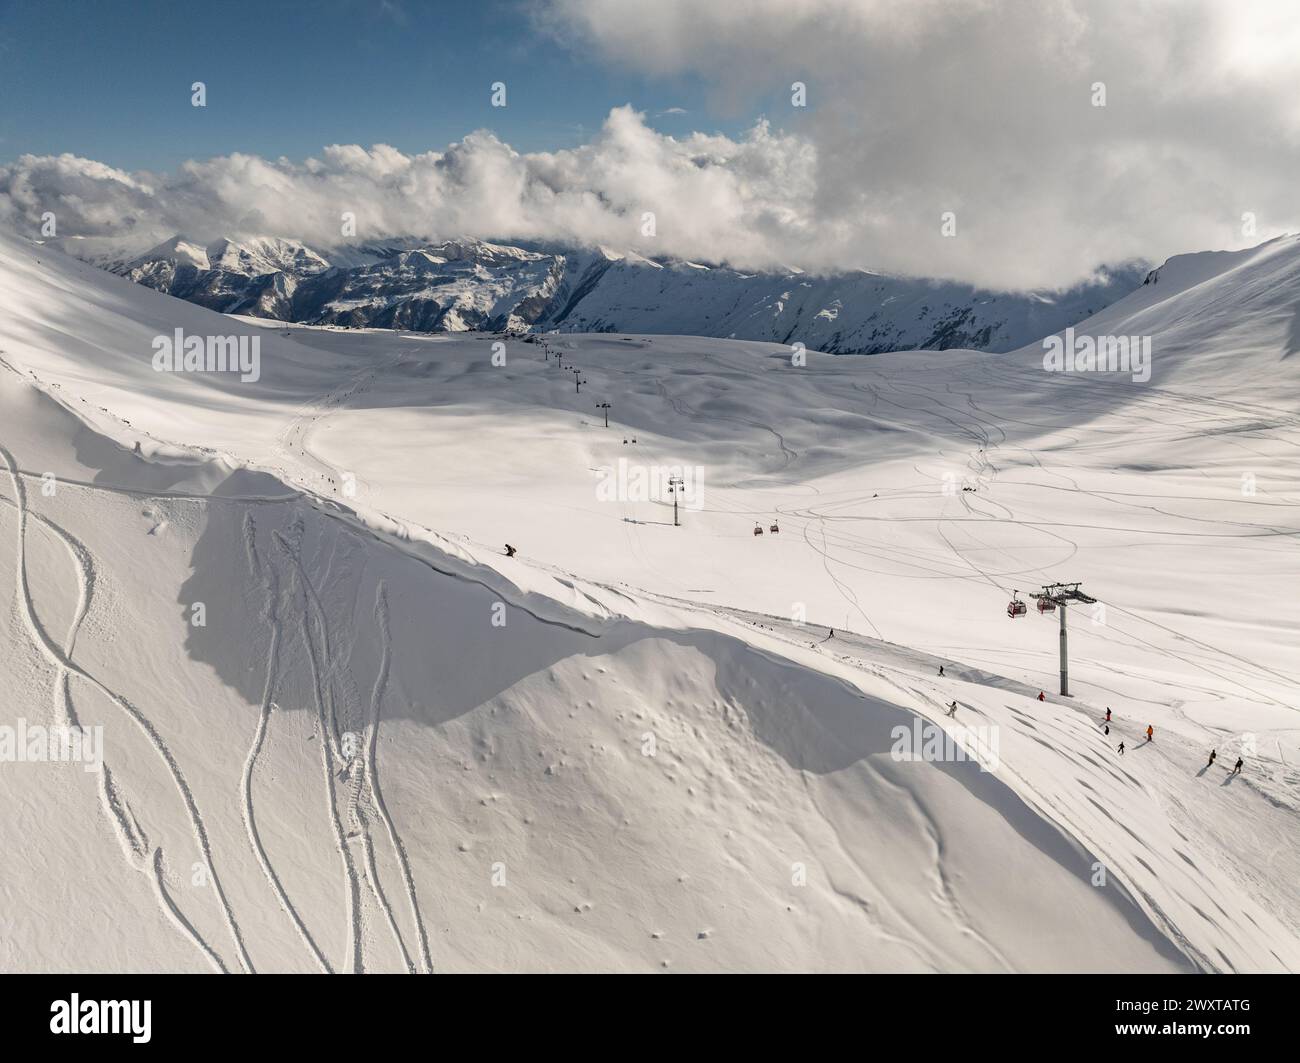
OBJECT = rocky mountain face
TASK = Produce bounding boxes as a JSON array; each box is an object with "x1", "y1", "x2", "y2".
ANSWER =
[{"x1": 61, "y1": 234, "x2": 1146, "y2": 353}]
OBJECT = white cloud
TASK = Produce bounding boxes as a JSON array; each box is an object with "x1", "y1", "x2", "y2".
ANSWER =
[
  {"x1": 539, "y1": 0, "x2": 1300, "y2": 287},
  {"x1": 0, "y1": 109, "x2": 820, "y2": 275},
  {"x1": 4, "y1": 0, "x2": 1299, "y2": 288}
]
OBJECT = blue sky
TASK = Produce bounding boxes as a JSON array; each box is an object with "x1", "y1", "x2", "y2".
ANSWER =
[
  {"x1": 0, "y1": 0, "x2": 762, "y2": 170},
  {"x1": 2, "y1": 1, "x2": 1291, "y2": 289}
]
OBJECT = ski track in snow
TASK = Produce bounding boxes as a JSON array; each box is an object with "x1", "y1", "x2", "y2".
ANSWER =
[
  {"x1": 100, "y1": 764, "x2": 150, "y2": 867},
  {"x1": 239, "y1": 512, "x2": 334, "y2": 973},
  {"x1": 364, "y1": 582, "x2": 433, "y2": 973},
  {"x1": 149, "y1": 847, "x2": 227, "y2": 973},
  {"x1": 274, "y1": 526, "x2": 363, "y2": 973},
  {"x1": 0, "y1": 444, "x2": 253, "y2": 973}
]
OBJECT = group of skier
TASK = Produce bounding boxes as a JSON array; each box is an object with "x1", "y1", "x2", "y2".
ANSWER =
[
  {"x1": 1206, "y1": 747, "x2": 1244, "y2": 775},
  {"x1": 934, "y1": 667, "x2": 1248, "y2": 777},
  {"x1": 1105, "y1": 707, "x2": 1244, "y2": 775}
]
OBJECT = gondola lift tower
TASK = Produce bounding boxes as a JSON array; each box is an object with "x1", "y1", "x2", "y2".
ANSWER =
[{"x1": 1013, "y1": 582, "x2": 1096, "y2": 696}]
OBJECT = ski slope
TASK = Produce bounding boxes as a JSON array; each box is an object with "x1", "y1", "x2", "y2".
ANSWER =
[{"x1": 0, "y1": 230, "x2": 1296, "y2": 972}]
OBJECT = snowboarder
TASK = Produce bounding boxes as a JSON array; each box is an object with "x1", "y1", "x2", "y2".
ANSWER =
[
  {"x1": 1207, "y1": 749, "x2": 1216, "y2": 768},
  {"x1": 946, "y1": 701, "x2": 958, "y2": 717},
  {"x1": 1037, "y1": 691, "x2": 1046, "y2": 702},
  {"x1": 1146, "y1": 724, "x2": 1154, "y2": 742},
  {"x1": 828, "y1": 628, "x2": 834, "y2": 639},
  {"x1": 1117, "y1": 742, "x2": 1125, "y2": 755},
  {"x1": 504, "y1": 543, "x2": 517, "y2": 557},
  {"x1": 1105, "y1": 708, "x2": 1111, "y2": 722},
  {"x1": 938, "y1": 665, "x2": 945, "y2": 677},
  {"x1": 1231, "y1": 758, "x2": 1243, "y2": 776},
  {"x1": 1104, "y1": 724, "x2": 1110, "y2": 736}
]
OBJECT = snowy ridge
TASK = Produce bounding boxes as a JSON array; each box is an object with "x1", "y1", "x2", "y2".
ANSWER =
[
  {"x1": 0, "y1": 231, "x2": 1296, "y2": 971},
  {"x1": 53, "y1": 233, "x2": 1146, "y2": 354}
]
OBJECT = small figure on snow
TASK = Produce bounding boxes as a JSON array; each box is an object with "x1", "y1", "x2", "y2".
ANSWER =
[
  {"x1": 1146, "y1": 724, "x2": 1154, "y2": 742},
  {"x1": 504, "y1": 543, "x2": 517, "y2": 557},
  {"x1": 1231, "y1": 758, "x2": 1244, "y2": 776},
  {"x1": 1105, "y1": 708, "x2": 1111, "y2": 722},
  {"x1": 1037, "y1": 691, "x2": 1046, "y2": 702},
  {"x1": 1207, "y1": 749, "x2": 1217, "y2": 768},
  {"x1": 946, "y1": 701, "x2": 958, "y2": 718},
  {"x1": 1117, "y1": 742, "x2": 1125, "y2": 755},
  {"x1": 938, "y1": 665, "x2": 945, "y2": 677}
]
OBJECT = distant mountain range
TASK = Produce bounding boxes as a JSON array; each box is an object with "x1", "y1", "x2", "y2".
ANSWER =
[{"x1": 52, "y1": 234, "x2": 1148, "y2": 354}]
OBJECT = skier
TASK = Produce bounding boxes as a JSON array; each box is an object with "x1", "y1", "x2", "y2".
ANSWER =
[
  {"x1": 1207, "y1": 749, "x2": 1217, "y2": 768},
  {"x1": 1146, "y1": 724, "x2": 1154, "y2": 742},
  {"x1": 1231, "y1": 757, "x2": 1243, "y2": 776},
  {"x1": 1104, "y1": 724, "x2": 1110, "y2": 736},
  {"x1": 1105, "y1": 708, "x2": 1111, "y2": 722},
  {"x1": 1117, "y1": 741, "x2": 1125, "y2": 755},
  {"x1": 504, "y1": 543, "x2": 517, "y2": 557},
  {"x1": 1037, "y1": 691, "x2": 1046, "y2": 702},
  {"x1": 946, "y1": 701, "x2": 958, "y2": 717},
  {"x1": 938, "y1": 665, "x2": 945, "y2": 677}
]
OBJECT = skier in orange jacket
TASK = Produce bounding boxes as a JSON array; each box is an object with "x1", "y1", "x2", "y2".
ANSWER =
[{"x1": 1146, "y1": 724, "x2": 1154, "y2": 742}]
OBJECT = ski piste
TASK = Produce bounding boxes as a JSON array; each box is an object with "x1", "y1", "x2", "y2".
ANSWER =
[{"x1": 0, "y1": 4, "x2": 1297, "y2": 1042}]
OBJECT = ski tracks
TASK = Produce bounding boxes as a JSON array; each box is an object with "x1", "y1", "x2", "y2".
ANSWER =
[
  {"x1": 240, "y1": 513, "x2": 334, "y2": 972},
  {"x1": 364, "y1": 582, "x2": 433, "y2": 973},
  {"x1": 0, "y1": 444, "x2": 252, "y2": 973},
  {"x1": 3, "y1": 441, "x2": 430, "y2": 974},
  {"x1": 274, "y1": 526, "x2": 363, "y2": 973}
]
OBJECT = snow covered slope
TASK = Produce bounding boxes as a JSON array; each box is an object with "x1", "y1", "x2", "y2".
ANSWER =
[
  {"x1": 534, "y1": 248, "x2": 1144, "y2": 354},
  {"x1": 0, "y1": 230, "x2": 1296, "y2": 972},
  {"x1": 55, "y1": 234, "x2": 1145, "y2": 354}
]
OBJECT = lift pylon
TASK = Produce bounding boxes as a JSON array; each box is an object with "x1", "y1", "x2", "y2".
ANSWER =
[{"x1": 1028, "y1": 583, "x2": 1096, "y2": 696}]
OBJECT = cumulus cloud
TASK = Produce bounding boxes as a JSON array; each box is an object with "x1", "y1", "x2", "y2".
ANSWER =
[
  {"x1": 539, "y1": 0, "x2": 1300, "y2": 287},
  {"x1": 3, "y1": 0, "x2": 1299, "y2": 289},
  {"x1": 0, "y1": 109, "x2": 819, "y2": 274}
]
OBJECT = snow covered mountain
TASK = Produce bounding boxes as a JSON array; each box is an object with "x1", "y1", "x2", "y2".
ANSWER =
[
  {"x1": 56, "y1": 234, "x2": 1146, "y2": 354},
  {"x1": 1, "y1": 230, "x2": 1297, "y2": 973}
]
